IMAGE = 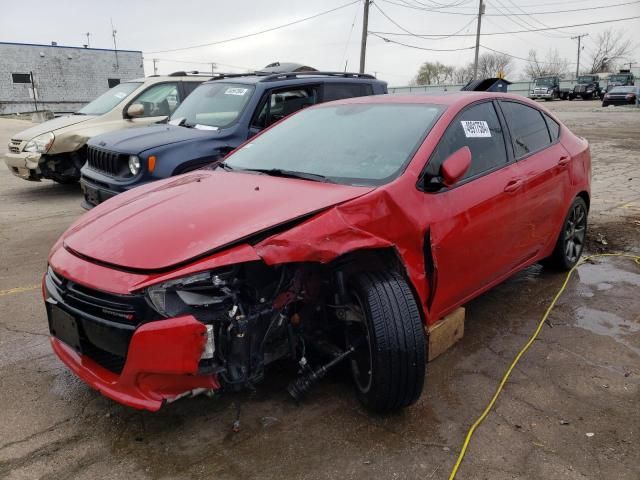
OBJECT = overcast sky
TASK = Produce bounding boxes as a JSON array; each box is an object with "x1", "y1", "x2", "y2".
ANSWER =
[{"x1": 2, "y1": 0, "x2": 639, "y2": 85}]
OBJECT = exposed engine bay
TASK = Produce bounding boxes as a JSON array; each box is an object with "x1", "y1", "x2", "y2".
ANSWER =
[{"x1": 145, "y1": 261, "x2": 367, "y2": 401}]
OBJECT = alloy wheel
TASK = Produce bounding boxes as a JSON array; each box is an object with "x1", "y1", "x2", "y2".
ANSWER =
[{"x1": 564, "y1": 202, "x2": 587, "y2": 264}]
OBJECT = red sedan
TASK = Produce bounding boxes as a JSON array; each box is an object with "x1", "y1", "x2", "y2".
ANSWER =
[{"x1": 44, "y1": 93, "x2": 590, "y2": 412}]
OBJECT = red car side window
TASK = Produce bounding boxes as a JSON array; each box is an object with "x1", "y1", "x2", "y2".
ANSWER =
[
  {"x1": 500, "y1": 101, "x2": 552, "y2": 158},
  {"x1": 424, "y1": 101, "x2": 508, "y2": 184}
]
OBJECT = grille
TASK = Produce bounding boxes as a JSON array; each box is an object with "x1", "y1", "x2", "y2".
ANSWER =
[
  {"x1": 48, "y1": 268, "x2": 140, "y2": 324},
  {"x1": 46, "y1": 268, "x2": 160, "y2": 374},
  {"x1": 9, "y1": 139, "x2": 21, "y2": 154},
  {"x1": 87, "y1": 146, "x2": 127, "y2": 176}
]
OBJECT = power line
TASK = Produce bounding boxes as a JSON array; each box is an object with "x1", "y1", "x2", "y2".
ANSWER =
[
  {"x1": 369, "y1": 14, "x2": 640, "y2": 37},
  {"x1": 395, "y1": 0, "x2": 608, "y2": 9},
  {"x1": 370, "y1": 32, "x2": 476, "y2": 51},
  {"x1": 491, "y1": 0, "x2": 567, "y2": 39},
  {"x1": 145, "y1": 1, "x2": 360, "y2": 54},
  {"x1": 480, "y1": 44, "x2": 577, "y2": 65},
  {"x1": 340, "y1": 0, "x2": 361, "y2": 70},
  {"x1": 499, "y1": 0, "x2": 568, "y2": 38},
  {"x1": 374, "y1": 2, "x2": 477, "y2": 40},
  {"x1": 145, "y1": 57, "x2": 253, "y2": 71},
  {"x1": 381, "y1": 0, "x2": 640, "y2": 15}
]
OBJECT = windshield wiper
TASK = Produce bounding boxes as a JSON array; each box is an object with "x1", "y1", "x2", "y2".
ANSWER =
[
  {"x1": 218, "y1": 162, "x2": 234, "y2": 171},
  {"x1": 238, "y1": 168, "x2": 330, "y2": 183}
]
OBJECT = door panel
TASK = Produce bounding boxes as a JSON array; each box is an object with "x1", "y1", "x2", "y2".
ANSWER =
[
  {"x1": 428, "y1": 162, "x2": 525, "y2": 315},
  {"x1": 513, "y1": 142, "x2": 571, "y2": 255},
  {"x1": 499, "y1": 101, "x2": 571, "y2": 257},
  {"x1": 422, "y1": 100, "x2": 526, "y2": 317}
]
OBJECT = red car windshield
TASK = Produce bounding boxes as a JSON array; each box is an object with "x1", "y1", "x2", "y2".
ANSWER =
[{"x1": 224, "y1": 103, "x2": 444, "y2": 186}]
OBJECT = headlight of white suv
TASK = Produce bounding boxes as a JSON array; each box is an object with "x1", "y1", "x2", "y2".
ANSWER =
[{"x1": 24, "y1": 132, "x2": 54, "y2": 154}]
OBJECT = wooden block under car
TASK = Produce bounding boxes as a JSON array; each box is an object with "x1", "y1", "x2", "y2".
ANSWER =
[{"x1": 427, "y1": 307, "x2": 465, "y2": 361}]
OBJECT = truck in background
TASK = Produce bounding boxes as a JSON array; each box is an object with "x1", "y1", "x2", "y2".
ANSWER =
[
  {"x1": 604, "y1": 70, "x2": 635, "y2": 94},
  {"x1": 569, "y1": 74, "x2": 602, "y2": 100},
  {"x1": 529, "y1": 76, "x2": 571, "y2": 101}
]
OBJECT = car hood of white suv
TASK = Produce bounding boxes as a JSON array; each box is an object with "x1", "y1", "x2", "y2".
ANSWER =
[{"x1": 12, "y1": 114, "x2": 97, "y2": 141}]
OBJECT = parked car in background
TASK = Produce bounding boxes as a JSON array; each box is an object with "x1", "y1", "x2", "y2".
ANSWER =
[
  {"x1": 570, "y1": 75, "x2": 602, "y2": 100},
  {"x1": 45, "y1": 92, "x2": 590, "y2": 413},
  {"x1": 602, "y1": 86, "x2": 638, "y2": 106},
  {"x1": 529, "y1": 76, "x2": 570, "y2": 101},
  {"x1": 4, "y1": 72, "x2": 208, "y2": 183},
  {"x1": 80, "y1": 71, "x2": 387, "y2": 208}
]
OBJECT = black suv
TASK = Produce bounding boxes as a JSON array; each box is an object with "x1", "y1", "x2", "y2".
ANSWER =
[{"x1": 81, "y1": 71, "x2": 387, "y2": 208}]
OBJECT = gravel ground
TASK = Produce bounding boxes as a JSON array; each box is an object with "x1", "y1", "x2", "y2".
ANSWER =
[{"x1": 0, "y1": 100, "x2": 638, "y2": 480}]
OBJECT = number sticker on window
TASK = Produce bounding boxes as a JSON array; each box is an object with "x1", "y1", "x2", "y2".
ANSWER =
[
  {"x1": 225, "y1": 88, "x2": 249, "y2": 96},
  {"x1": 461, "y1": 120, "x2": 491, "y2": 138}
]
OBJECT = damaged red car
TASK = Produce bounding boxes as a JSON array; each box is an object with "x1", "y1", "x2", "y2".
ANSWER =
[{"x1": 44, "y1": 93, "x2": 590, "y2": 412}]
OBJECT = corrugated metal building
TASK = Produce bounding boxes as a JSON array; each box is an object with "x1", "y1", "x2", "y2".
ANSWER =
[{"x1": 0, "y1": 42, "x2": 144, "y2": 114}]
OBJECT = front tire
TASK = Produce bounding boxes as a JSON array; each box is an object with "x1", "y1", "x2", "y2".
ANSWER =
[
  {"x1": 346, "y1": 271, "x2": 425, "y2": 412},
  {"x1": 545, "y1": 197, "x2": 588, "y2": 270}
]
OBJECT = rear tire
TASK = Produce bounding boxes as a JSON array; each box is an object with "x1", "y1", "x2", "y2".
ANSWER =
[
  {"x1": 345, "y1": 271, "x2": 425, "y2": 413},
  {"x1": 545, "y1": 197, "x2": 588, "y2": 271}
]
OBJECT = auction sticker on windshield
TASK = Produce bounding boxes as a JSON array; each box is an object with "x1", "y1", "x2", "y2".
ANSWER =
[
  {"x1": 225, "y1": 88, "x2": 249, "y2": 96},
  {"x1": 461, "y1": 120, "x2": 491, "y2": 138}
]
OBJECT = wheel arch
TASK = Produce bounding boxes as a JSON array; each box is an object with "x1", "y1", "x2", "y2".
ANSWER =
[
  {"x1": 325, "y1": 247, "x2": 428, "y2": 326},
  {"x1": 576, "y1": 190, "x2": 590, "y2": 211}
]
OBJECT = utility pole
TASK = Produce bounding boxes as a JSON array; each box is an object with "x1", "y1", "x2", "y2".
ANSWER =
[
  {"x1": 359, "y1": 0, "x2": 370, "y2": 74},
  {"x1": 152, "y1": 58, "x2": 159, "y2": 75},
  {"x1": 572, "y1": 33, "x2": 588, "y2": 79},
  {"x1": 85, "y1": 32, "x2": 91, "y2": 48},
  {"x1": 111, "y1": 18, "x2": 119, "y2": 69},
  {"x1": 472, "y1": 0, "x2": 485, "y2": 80}
]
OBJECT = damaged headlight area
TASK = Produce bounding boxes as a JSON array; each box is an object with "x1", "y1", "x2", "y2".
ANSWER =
[
  {"x1": 146, "y1": 263, "x2": 303, "y2": 388},
  {"x1": 24, "y1": 132, "x2": 55, "y2": 154}
]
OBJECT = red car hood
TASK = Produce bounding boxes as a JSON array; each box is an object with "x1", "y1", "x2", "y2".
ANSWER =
[{"x1": 64, "y1": 170, "x2": 373, "y2": 271}]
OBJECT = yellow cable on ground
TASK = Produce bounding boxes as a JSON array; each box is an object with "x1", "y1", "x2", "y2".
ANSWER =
[{"x1": 448, "y1": 253, "x2": 640, "y2": 480}]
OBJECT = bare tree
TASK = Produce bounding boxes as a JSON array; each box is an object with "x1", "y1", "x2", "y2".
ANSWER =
[
  {"x1": 525, "y1": 49, "x2": 570, "y2": 79},
  {"x1": 414, "y1": 61, "x2": 456, "y2": 85},
  {"x1": 453, "y1": 64, "x2": 474, "y2": 84},
  {"x1": 476, "y1": 52, "x2": 514, "y2": 79},
  {"x1": 587, "y1": 29, "x2": 633, "y2": 73}
]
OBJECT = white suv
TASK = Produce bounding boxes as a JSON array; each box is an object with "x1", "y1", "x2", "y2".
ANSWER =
[{"x1": 4, "y1": 72, "x2": 208, "y2": 183}]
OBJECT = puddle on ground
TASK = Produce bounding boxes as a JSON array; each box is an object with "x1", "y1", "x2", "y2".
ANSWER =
[
  {"x1": 571, "y1": 260, "x2": 640, "y2": 356},
  {"x1": 577, "y1": 260, "x2": 640, "y2": 288},
  {"x1": 573, "y1": 307, "x2": 640, "y2": 356}
]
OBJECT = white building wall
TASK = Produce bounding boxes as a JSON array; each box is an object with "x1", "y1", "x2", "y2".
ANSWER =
[{"x1": 0, "y1": 42, "x2": 144, "y2": 114}]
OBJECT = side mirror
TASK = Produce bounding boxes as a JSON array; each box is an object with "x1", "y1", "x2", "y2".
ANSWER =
[
  {"x1": 440, "y1": 146, "x2": 472, "y2": 187},
  {"x1": 126, "y1": 103, "x2": 145, "y2": 118}
]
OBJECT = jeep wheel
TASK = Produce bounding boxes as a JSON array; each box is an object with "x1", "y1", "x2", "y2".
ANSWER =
[
  {"x1": 544, "y1": 197, "x2": 588, "y2": 271},
  {"x1": 345, "y1": 271, "x2": 425, "y2": 412}
]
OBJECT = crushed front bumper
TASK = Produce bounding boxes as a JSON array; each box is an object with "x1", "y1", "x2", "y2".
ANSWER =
[
  {"x1": 44, "y1": 269, "x2": 220, "y2": 411},
  {"x1": 49, "y1": 317, "x2": 220, "y2": 411},
  {"x1": 4, "y1": 151, "x2": 42, "y2": 180}
]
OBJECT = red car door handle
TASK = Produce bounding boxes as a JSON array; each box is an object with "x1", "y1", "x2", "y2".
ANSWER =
[
  {"x1": 504, "y1": 179, "x2": 523, "y2": 192},
  {"x1": 558, "y1": 155, "x2": 570, "y2": 166}
]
